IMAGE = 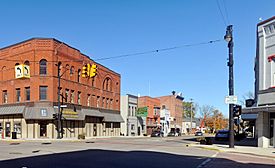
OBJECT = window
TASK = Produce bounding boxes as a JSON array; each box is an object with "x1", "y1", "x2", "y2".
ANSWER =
[
  {"x1": 128, "y1": 105, "x2": 131, "y2": 116},
  {"x1": 24, "y1": 60, "x2": 30, "y2": 66},
  {"x1": 16, "y1": 88, "x2": 21, "y2": 102},
  {"x1": 103, "y1": 77, "x2": 112, "y2": 91},
  {"x1": 106, "y1": 98, "x2": 109, "y2": 109},
  {"x1": 25, "y1": 87, "x2": 30, "y2": 101},
  {"x1": 77, "y1": 69, "x2": 81, "y2": 82},
  {"x1": 87, "y1": 94, "x2": 91, "y2": 106},
  {"x1": 2, "y1": 90, "x2": 7, "y2": 103},
  {"x1": 70, "y1": 90, "x2": 75, "y2": 103},
  {"x1": 39, "y1": 86, "x2": 47, "y2": 100},
  {"x1": 65, "y1": 89, "x2": 69, "y2": 103},
  {"x1": 39, "y1": 59, "x2": 47, "y2": 75},
  {"x1": 110, "y1": 99, "x2": 113, "y2": 109},
  {"x1": 96, "y1": 96, "x2": 100, "y2": 107},
  {"x1": 70, "y1": 66, "x2": 74, "y2": 76},
  {"x1": 77, "y1": 91, "x2": 81, "y2": 105},
  {"x1": 102, "y1": 97, "x2": 105, "y2": 108},
  {"x1": 14, "y1": 122, "x2": 21, "y2": 135},
  {"x1": 131, "y1": 124, "x2": 135, "y2": 130}
]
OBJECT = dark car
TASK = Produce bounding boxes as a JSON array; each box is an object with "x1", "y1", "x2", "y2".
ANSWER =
[
  {"x1": 151, "y1": 131, "x2": 163, "y2": 137},
  {"x1": 215, "y1": 130, "x2": 229, "y2": 141},
  {"x1": 195, "y1": 131, "x2": 203, "y2": 136},
  {"x1": 167, "y1": 131, "x2": 181, "y2": 137}
]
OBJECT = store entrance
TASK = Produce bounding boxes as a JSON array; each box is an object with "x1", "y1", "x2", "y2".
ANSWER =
[
  {"x1": 5, "y1": 122, "x2": 11, "y2": 138},
  {"x1": 39, "y1": 122, "x2": 47, "y2": 137}
]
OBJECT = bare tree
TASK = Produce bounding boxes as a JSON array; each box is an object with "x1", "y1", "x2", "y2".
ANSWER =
[{"x1": 239, "y1": 91, "x2": 254, "y2": 106}]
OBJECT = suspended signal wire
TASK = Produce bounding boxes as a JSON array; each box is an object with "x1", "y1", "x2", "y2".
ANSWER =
[
  {"x1": 222, "y1": 0, "x2": 230, "y2": 24},
  {"x1": 216, "y1": 0, "x2": 228, "y2": 26},
  {"x1": 94, "y1": 39, "x2": 222, "y2": 61},
  {"x1": 0, "y1": 39, "x2": 222, "y2": 62}
]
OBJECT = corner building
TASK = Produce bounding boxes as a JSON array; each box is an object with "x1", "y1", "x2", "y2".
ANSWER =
[{"x1": 0, "y1": 38, "x2": 123, "y2": 139}]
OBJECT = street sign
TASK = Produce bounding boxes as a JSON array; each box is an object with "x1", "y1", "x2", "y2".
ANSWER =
[
  {"x1": 53, "y1": 105, "x2": 67, "y2": 108},
  {"x1": 225, "y1": 96, "x2": 238, "y2": 104}
]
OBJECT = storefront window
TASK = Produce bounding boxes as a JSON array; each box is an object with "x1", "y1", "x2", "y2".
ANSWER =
[{"x1": 14, "y1": 122, "x2": 21, "y2": 135}]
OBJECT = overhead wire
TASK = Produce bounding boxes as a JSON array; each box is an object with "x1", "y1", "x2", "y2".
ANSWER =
[
  {"x1": 216, "y1": 0, "x2": 228, "y2": 26},
  {"x1": 94, "y1": 39, "x2": 223, "y2": 61},
  {"x1": 0, "y1": 39, "x2": 223, "y2": 63},
  {"x1": 222, "y1": 0, "x2": 230, "y2": 24}
]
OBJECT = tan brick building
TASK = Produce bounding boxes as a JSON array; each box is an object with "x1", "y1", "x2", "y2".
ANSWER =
[
  {"x1": 0, "y1": 38, "x2": 123, "y2": 139},
  {"x1": 138, "y1": 96, "x2": 160, "y2": 135}
]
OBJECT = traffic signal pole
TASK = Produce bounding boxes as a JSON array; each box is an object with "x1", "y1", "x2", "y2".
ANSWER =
[{"x1": 225, "y1": 25, "x2": 234, "y2": 148}]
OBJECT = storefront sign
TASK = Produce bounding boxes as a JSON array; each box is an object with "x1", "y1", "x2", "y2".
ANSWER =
[
  {"x1": 62, "y1": 109, "x2": 78, "y2": 118},
  {"x1": 137, "y1": 107, "x2": 148, "y2": 117}
]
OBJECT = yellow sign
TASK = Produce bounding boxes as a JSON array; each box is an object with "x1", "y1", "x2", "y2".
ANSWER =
[
  {"x1": 81, "y1": 63, "x2": 97, "y2": 78},
  {"x1": 15, "y1": 64, "x2": 30, "y2": 79},
  {"x1": 62, "y1": 109, "x2": 78, "y2": 118}
]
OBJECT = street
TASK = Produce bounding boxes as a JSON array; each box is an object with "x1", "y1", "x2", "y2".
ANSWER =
[{"x1": 0, "y1": 136, "x2": 274, "y2": 168}]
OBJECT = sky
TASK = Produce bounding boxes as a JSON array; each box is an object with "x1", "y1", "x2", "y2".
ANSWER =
[{"x1": 0, "y1": 0, "x2": 274, "y2": 117}]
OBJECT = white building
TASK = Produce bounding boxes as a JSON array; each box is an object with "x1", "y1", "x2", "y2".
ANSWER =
[
  {"x1": 160, "y1": 108, "x2": 170, "y2": 136},
  {"x1": 243, "y1": 16, "x2": 275, "y2": 148},
  {"x1": 120, "y1": 94, "x2": 145, "y2": 136}
]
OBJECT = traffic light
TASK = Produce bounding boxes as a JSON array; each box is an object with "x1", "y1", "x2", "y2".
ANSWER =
[
  {"x1": 233, "y1": 105, "x2": 242, "y2": 117},
  {"x1": 53, "y1": 113, "x2": 58, "y2": 120},
  {"x1": 82, "y1": 64, "x2": 88, "y2": 77},
  {"x1": 90, "y1": 64, "x2": 97, "y2": 77}
]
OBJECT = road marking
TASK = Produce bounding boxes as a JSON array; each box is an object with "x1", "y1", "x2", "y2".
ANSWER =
[{"x1": 196, "y1": 152, "x2": 218, "y2": 168}]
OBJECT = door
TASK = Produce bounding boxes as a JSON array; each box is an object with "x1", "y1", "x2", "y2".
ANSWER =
[
  {"x1": 5, "y1": 122, "x2": 11, "y2": 138},
  {"x1": 138, "y1": 127, "x2": 141, "y2": 136},
  {"x1": 39, "y1": 122, "x2": 47, "y2": 137}
]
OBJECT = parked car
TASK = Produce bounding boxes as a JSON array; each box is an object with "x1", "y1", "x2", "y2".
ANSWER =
[
  {"x1": 167, "y1": 131, "x2": 181, "y2": 137},
  {"x1": 195, "y1": 131, "x2": 203, "y2": 136},
  {"x1": 151, "y1": 131, "x2": 163, "y2": 137},
  {"x1": 215, "y1": 129, "x2": 230, "y2": 141}
]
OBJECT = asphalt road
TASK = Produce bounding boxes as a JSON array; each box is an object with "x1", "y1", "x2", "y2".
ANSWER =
[{"x1": 0, "y1": 136, "x2": 274, "y2": 168}]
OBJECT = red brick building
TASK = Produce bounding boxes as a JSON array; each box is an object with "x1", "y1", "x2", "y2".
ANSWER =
[
  {"x1": 0, "y1": 38, "x2": 123, "y2": 139},
  {"x1": 138, "y1": 96, "x2": 160, "y2": 135},
  {"x1": 158, "y1": 92, "x2": 184, "y2": 132}
]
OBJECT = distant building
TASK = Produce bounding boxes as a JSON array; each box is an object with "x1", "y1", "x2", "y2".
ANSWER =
[
  {"x1": 243, "y1": 16, "x2": 275, "y2": 147},
  {"x1": 182, "y1": 118, "x2": 200, "y2": 134},
  {"x1": 120, "y1": 94, "x2": 145, "y2": 136},
  {"x1": 158, "y1": 91, "x2": 184, "y2": 133},
  {"x1": 138, "y1": 96, "x2": 160, "y2": 135},
  {"x1": 160, "y1": 107, "x2": 170, "y2": 136}
]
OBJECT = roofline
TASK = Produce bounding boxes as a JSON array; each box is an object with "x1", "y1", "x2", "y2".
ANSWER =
[
  {"x1": 0, "y1": 37, "x2": 120, "y2": 76},
  {"x1": 257, "y1": 16, "x2": 275, "y2": 26}
]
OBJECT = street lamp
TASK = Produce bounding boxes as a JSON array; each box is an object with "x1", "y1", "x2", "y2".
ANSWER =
[{"x1": 224, "y1": 25, "x2": 234, "y2": 148}]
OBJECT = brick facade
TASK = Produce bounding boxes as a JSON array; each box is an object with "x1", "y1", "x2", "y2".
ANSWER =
[{"x1": 0, "y1": 38, "x2": 122, "y2": 139}]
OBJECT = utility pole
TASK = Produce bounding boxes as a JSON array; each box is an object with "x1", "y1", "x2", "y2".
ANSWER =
[
  {"x1": 224, "y1": 25, "x2": 234, "y2": 148},
  {"x1": 57, "y1": 62, "x2": 62, "y2": 139},
  {"x1": 190, "y1": 98, "x2": 193, "y2": 134}
]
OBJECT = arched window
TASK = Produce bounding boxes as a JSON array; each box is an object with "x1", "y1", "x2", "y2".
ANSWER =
[
  {"x1": 65, "y1": 64, "x2": 70, "y2": 79},
  {"x1": 70, "y1": 66, "x2": 74, "y2": 76},
  {"x1": 15, "y1": 63, "x2": 20, "y2": 66},
  {"x1": 24, "y1": 60, "x2": 30, "y2": 66},
  {"x1": 103, "y1": 77, "x2": 112, "y2": 91},
  {"x1": 77, "y1": 69, "x2": 81, "y2": 82},
  {"x1": 39, "y1": 59, "x2": 47, "y2": 75}
]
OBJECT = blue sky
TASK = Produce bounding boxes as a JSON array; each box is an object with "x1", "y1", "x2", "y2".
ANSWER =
[{"x1": 0, "y1": 0, "x2": 274, "y2": 117}]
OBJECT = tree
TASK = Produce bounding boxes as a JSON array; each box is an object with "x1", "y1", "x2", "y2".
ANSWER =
[{"x1": 183, "y1": 101, "x2": 197, "y2": 118}]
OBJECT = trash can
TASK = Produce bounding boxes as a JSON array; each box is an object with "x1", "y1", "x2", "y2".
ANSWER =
[{"x1": 12, "y1": 132, "x2": 17, "y2": 139}]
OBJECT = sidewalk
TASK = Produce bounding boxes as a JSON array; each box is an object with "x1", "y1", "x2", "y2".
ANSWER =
[{"x1": 193, "y1": 143, "x2": 275, "y2": 159}]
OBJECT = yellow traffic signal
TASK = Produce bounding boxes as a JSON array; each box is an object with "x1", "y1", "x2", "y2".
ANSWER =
[
  {"x1": 81, "y1": 64, "x2": 88, "y2": 77},
  {"x1": 90, "y1": 64, "x2": 97, "y2": 77}
]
